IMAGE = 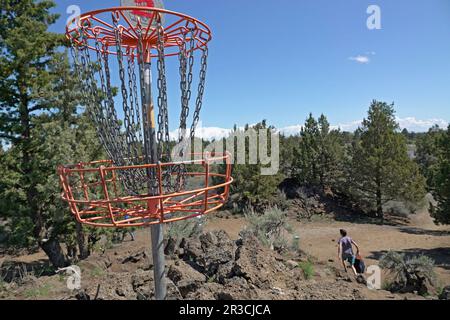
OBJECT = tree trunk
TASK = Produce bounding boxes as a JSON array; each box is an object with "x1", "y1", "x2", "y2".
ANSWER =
[
  {"x1": 40, "y1": 238, "x2": 69, "y2": 268},
  {"x1": 375, "y1": 164, "x2": 384, "y2": 220},
  {"x1": 18, "y1": 76, "x2": 68, "y2": 269},
  {"x1": 376, "y1": 188, "x2": 383, "y2": 219},
  {"x1": 76, "y1": 221, "x2": 90, "y2": 259}
]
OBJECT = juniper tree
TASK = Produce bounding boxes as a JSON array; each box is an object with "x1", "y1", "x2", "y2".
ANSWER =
[{"x1": 348, "y1": 101, "x2": 426, "y2": 218}]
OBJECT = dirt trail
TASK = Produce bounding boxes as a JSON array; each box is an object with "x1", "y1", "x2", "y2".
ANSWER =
[{"x1": 206, "y1": 210, "x2": 450, "y2": 286}]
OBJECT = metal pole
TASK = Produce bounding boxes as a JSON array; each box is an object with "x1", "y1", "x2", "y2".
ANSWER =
[{"x1": 141, "y1": 54, "x2": 167, "y2": 301}]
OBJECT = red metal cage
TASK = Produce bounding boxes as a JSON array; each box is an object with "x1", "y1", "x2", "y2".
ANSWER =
[{"x1": 58, "y1": 153, "x2": 233, "y2": 228}]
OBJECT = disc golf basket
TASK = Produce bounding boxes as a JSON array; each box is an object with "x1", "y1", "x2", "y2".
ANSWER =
[{"x1": 58, "y1": 3, "x2": 232, "y2": 300}]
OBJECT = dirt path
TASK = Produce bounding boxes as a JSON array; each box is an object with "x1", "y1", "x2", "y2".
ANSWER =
[{"x1": 206, "y1": 210, "x2": 450, "y2": 287}]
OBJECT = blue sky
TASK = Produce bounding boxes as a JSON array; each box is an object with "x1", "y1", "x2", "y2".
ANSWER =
[{"x1": 50, "y1": 0, "x2": 450, "y2": 135}]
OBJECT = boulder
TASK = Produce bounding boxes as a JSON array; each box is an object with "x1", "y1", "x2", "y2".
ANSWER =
[
  {"x1": 216, "y1": 261, "x2": 235, "y2": 284},
  {"x1": 232, "y1": 233, "x2": 286, "y2": 290},
  {"x1": 166, "y1": 279, "x2": 183, "y2": 300},
  {"x1": 122, "y1": 251, "x2": 147, "y2": 264},
  {"x1": 75, "y1": 290, "x2": 91, "y2": 300},
  {"x1": 184, "y1": 282, "x2": 223, "y2": 300},
  {"x1": 183, "y1": 230, "x2": 235, "y2": 277},
  {"x1": 131, "y1": 269, "x2": 153, "y2": 299},
  {"x1": 164, "y1": 237, "x2": 177, "y2": 256},
  {"x1": 167, "y1": 260, "x2": 206, "y2": 285},
  {"x1": 176, "y1": 279, "x2": 202, "y2": 297},
  {"x1": 286, "y1": 260, "x2": 299, "y2": 270}
]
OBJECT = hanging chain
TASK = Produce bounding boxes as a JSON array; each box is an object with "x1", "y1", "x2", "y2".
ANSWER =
[
  {"x1": 190, "y1": 46, "x2": 209, "y2": 140},
  {"x1": 79, "y1": 31, "x2": 117, "y2": 163},
  {"x1": 178, "y1": 28, "x2": 195, "y2": 142},
  {"x1": 70, "y1": 34, "x2": 110, "y2": 161},
  {"x1": 156, "y1": 16, "x2": 173, "y2": 191},
  {"x1": 128, "y1": 51, "x2": 144, "y2": 149},
  {"x1": 174, "y1": 28, "x2": 196, "y2": 191},
  {"x1": 113, "y1": 13, "x2": 152, "y2": 194}
]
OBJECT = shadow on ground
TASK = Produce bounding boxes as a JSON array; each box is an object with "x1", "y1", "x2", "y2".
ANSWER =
[
  {"x1": 0, "y1": 259, "x2": 53, "y2": 283},
  {"x1": 332, "y1": 211, "x2": 409, "y2": 227},
  {"x1": 367, "y1": 247, "x2": 450, "y2": 271},
  {"x1": 398, "y1": 227, "x2": 450, "y2": 237}
]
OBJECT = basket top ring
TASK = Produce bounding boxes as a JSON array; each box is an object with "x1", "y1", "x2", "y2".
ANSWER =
[{"x1": 66, "y1": 6, "x2": 212, "y2": 58}]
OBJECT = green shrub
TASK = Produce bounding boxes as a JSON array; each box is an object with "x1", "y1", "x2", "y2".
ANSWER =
[
  {"x1": 275, "y1": 190, "x2": 290, "y2": 211},
  {"x1": 90, "y1": 266, "x2": 104, "y2": 277},
  {"x1": 244, "y1": 207, "x2": 294, "y2": 250},
  {"x1": 166, "y1": 215, "x2": 204, "y2": 243},
  {"x1": 381, "y1": 280, "x2": 393, "y2": 291},
  {"x1": 24, "y1": 283, "x2": 51, "y2": 299},
  {"x1": 298, "y1": 261, "x2": 315, "y2": 280}
]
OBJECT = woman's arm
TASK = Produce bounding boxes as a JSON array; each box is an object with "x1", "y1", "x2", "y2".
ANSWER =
[{"x1": 352, "y1": 240, "x2": 360, "y2": 254}]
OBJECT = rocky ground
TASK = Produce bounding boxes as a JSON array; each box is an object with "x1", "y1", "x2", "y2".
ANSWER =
[
  {"x1": 0, "y1": 226, "x2": 442, "y2": 300},
  {"x1": 1, "y1": 193, "x2": 449, "y2": 300}
]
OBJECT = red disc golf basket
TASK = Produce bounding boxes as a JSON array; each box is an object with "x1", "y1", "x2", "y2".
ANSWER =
[
  {"x1": 59, "y1": 5, "x2": 233, "y2": 228},
  {"x1": 61, "y1": 3, "x2": 232, "y2": 300}
]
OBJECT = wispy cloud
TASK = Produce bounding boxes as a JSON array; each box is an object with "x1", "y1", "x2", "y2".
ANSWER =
[{"x1": 348, "y1": 55, "x2": 371, "y2": 64}]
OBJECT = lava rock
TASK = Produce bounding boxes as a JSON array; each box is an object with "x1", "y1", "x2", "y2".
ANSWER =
[
  {"x1": 167, "y1": 260, "x2": 206, "y2": 285},
  {"x1": 183, "y1": 230, "x2": 235, "y2": 277}
]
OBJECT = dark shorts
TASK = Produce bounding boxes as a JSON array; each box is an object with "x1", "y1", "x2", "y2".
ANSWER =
[{"x1": 342, "y1": 253, "x2": 355, "y2": 266}]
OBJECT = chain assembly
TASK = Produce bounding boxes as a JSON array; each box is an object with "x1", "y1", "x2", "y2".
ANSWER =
[{"x1": 68, "y1": 8, "x2": 210, "y2": 197}]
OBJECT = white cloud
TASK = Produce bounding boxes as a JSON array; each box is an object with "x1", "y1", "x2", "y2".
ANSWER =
[
  {"x1": 170, "y1": 126, "x2": 232, "y2": 141},
  {"x1": 348, "y1": 55, "x2": 370, "y2": 64},
  {"x1": 395, "y1": 117, "x2": 448, "y2": 132},
  {"x1": 278, "y1": 125, "x2": 303, "y2": 136},
  {"x1": 331, "y1": 117, "x2": 448, "y2": 133},
  {"x1": 330, "y1": 120, "x2": 364, "y2": 132},
  {"x1": 170, "y1": 117, "x2": 448, "y2": 140}
]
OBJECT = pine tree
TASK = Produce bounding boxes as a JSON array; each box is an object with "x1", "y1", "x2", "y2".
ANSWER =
[
  {"x1": 415, "y1": 125, "x2": 445, "y2": 191},
  {"x1": 294, "y1": 113, "x2": 320, "y2": 185},
  {"x1": 0, "y1": 1, "x2": 97, "y2": 266},
  {"x1": 431, "y1": 126, "x2": 450, "y2": 224},
  {"x1": 226, "y1": 121, "x2": 283, "y2": 212},
  {"x1": 348, "y1": 101, "x2": 426, "y2": 218},
  {"x1": 293, "y1": 114, "x2": 343, "y2": 190}
]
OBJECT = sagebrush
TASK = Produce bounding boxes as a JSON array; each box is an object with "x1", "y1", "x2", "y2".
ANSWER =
[
  {"x1": 244, "y1": 207, "x2": 298, "y2": 251},
  {"x1": 379, "y1": 250, "x2": 436, "y2": 294}
]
